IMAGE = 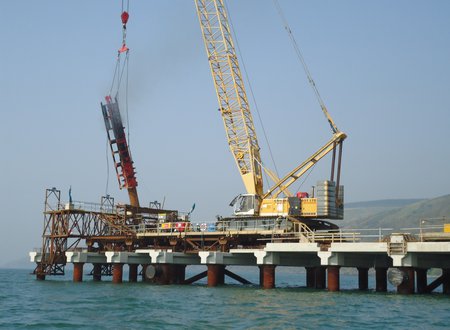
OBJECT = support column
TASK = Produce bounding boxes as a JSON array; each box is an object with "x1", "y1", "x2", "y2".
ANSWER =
[
  {"x1": 160, "y1": 264, "x2": 174, "y2": 285},
  {"x1": 315, "y1": 267, "x2": 326, "y2": 289},
  {"x1": 443, "y1": 269, "x2": 450, "y2": 295},
  {"x1": 73, "y1": 263, "x2": 84, "y2": 282},
  {"x1": 397, "y1": 267, "x2": 415, "y2": 294},
  {"x1": 142, "y1": 264, "x2": 148, "y2": 282},
  {"x1": 416, "y1": 268, "x2": 428, "y2": 294},
  {"x1": 112, "y1": 264, "x2": 123, "y2": 284},
  {"x1": 327, "y1": 266, "x2": 340, "y2": 292},
  {"x1": 36, "y1": 265, "x2": 46, "y2": 280},
  {"x1": 36, "y1": 274, "x2": 46, "y2": 281},
  {"x1": 260, "y1": 265, "x2": 276, "y2": 289},
  {"x1": 92, "y1": 263, "x2": 102, "y2": 281},
  {"x1": 375, "y1": 267, "x2": 387, "y2": 292},
  {"x1": 207, "y1": 265, "x2": 225, "y2": 287},
  {"x1": 129, "y1": 264, "x2": 138, "y2": 283},
  {"x1": 175, "y1": 265, "x2": 186, "y2": 284},
  {"x1": 357, "y1": 267, "x2": 369, "y2": 291},
  {"x1": 259, "y1": 266, "x2": 264, "y2": 287},
  {"x1": 305, "y1": 267, "x2": 315, "y2": 288}
]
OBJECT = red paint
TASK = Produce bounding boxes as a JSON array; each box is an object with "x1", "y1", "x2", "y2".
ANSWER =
[
  {"x1": 112, "y1": 264, "x2": 123, "y2": 284},
  {"x1": 121, "y1": 11, "x2": 129, "y2": 25},
  {"x1": 73, "y1": 263, "x2": 84, "y2": 282},
  {"x1": 207, "y1": 265, "x2": 225, "y2": 287},
  {"x1": 260, "y1": 265, "x2": 276, "y2": 289},
  {"x1": 327, "y1": 266, "x2": 340, "y2": 292}
]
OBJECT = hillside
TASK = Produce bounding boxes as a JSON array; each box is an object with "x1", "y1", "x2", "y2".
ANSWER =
[{"x1": 340, "y1": 195, "x2": 450, "y2": 230}]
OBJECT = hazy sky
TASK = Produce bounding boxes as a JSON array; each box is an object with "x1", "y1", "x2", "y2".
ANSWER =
[{"x1": 1, "y1": 0, "x2": 449, "y2": 265}]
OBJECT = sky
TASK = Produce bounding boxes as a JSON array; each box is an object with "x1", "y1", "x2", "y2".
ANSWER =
[{"x1": 1, "y1": 0, "x2": 449, "y2": 266}]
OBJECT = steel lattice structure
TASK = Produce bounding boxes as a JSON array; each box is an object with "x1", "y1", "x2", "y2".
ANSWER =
[{"x1": 195, "y1": 0, "x2": 263, "y2": 196}]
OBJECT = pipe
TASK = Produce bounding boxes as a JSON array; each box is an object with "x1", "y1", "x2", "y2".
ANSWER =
[
  {"x1": 357, "y1": 267, "x2": 369, "y2": 291},
  {"x1": 260, "y1": 265, "x2": 276, "y2": 289},
  {"x1": 306, "y1": 267, "x2": 315, "y2": 288},
  {"x1": 397, "y1": 267, "x2": 415, "y2": 294},
  {"x1": 416, "y1": 268, "x2": 428, "y2": 294},
  {"x1": 93, "y1": 263, "x2": 102, "y2": 281},
  {"x1": 73, "y1": 263, "x2": 84, "y2": 282},
  {"x1": 375, "y1": 267, "x2": 387, "y2": 292},
  {"x1": 112, "y1": 264, "x2": 123, "y2": 284},
  {"x1": 327, "y1": 266, "x2": 340, "y2": 292},
  {"x1": 315, "y1": 267, "x2": 326, "y2": 289},
  {"x1": 207, "y1": 265, "x2": 225, "y2": 287},
  {"x1": 129, "y1": 264, "x2": 138, "y2": 282}
]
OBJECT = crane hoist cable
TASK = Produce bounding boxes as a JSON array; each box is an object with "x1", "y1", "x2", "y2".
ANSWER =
[
  {"x1": 115, "y1": 0, "x2": 131, "y2": 146},
  {"x1": 105, "y1": 0, "x2": 132, "y2": 195},
  {"x1": 109, "y1": 0, "x2": 130, "y2": 97},
  {"x1": 272, "y1": 0, "x2": 339, "y2": 134}
]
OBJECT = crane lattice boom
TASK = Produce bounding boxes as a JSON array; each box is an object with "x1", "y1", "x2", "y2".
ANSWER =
[{"x1": 195, "y1": 0, "x2": 263, "y2": 196}]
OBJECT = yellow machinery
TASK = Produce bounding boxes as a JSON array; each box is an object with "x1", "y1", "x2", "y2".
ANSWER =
[{"x1": 195, "y1": 0, "x2": 346, "y2": 220}]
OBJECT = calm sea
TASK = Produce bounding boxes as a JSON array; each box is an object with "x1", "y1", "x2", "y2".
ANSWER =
[{"x1": 0, "y1": 267, "x2": 448, "y2": 329}]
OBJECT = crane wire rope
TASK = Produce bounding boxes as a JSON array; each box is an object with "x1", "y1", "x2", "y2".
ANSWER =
[
  {"x1": 272, "y1": 0, "x2": 338, "y2": 134},
  {"x1": 224, "y1": 1, "x2": 281, "y2": 183},
  {"x1": 105, "y1": 0, "x2": 132, "y2": 195},
  {"x1": 295, "y1": 163, "x2": 316, "y2": 194},
  {"x1": 105, "y1": 139, "x2": 110, "y2": 195}
]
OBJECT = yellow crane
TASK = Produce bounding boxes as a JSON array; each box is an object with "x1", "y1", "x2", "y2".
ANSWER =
[{"x1": 195, "y1": 0, "x2": 346, "y2": 220}]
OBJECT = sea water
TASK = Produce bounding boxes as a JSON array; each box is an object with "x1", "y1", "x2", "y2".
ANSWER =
[{"x1": 0, "y1": 267, "x2": 449, "y2": 329}]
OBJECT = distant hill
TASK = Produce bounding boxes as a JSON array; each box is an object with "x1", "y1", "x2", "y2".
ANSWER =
[{"x1": 340, "y1": 195, "x2": 450, "y2": 230}]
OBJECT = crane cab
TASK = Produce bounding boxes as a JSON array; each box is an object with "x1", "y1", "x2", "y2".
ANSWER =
[{"x1": 230, "y1": 194, "x2": 260, "y2": 216}]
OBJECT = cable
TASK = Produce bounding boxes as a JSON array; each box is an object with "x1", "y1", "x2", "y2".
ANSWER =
[
  {"x1": 109, "y1": 57, "x2": 120, "y2": 97},
  {"x1": 224, "y1": 0, "x2": 280, "y2": 178},
  {"x1": 105, "y1": 138, "x2": 110, "y2": 196},
  {"x1": 272, "y1": 0, "x2": 339, "y2": 134},
  {"x1": 125, "y1": 52, "x2": 130, "y2": 148},
  {"x1": 115, "y1": 52, "x2": 128, "y2": 99},
  {"x1": 106, "y1": 0, "x2": 132, "y2": 196},
  {"x1": 295, "y1": 163, "x2": 316, "y2": 194}
]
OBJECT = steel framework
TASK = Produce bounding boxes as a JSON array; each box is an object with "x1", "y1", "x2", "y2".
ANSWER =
[{"x1": 34, "y1": 188, "x2": 178, "y2": 277}]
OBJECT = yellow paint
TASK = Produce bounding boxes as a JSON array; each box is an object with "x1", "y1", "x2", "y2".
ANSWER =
[
  {"x1": 300, "y1": 198, "x2": 318, "y2": 217},
  {"x1": 259, "y1": 198, "x2": 289, "y2": 216},
  {"x1": 444, "y1": 224, "x2": 450, "y2": 233},
  {"x1": 160, "y1": 223, "x2": 172, "y2": 230}
]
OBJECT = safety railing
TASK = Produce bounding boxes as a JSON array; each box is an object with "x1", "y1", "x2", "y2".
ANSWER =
[
  {"x1": 131, "y1": 216, "x2": 450, "y2": 243},
  {"x1": 50, "y1": 200, "x2": 116, "y2": 213},
  {"x1": 136, "y1": 218, "x2": 291, "y2": 235}
]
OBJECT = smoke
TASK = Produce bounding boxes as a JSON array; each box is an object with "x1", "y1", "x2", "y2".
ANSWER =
[{"x1": 121, "y1": 3, "x2": 202, "y2": 113}]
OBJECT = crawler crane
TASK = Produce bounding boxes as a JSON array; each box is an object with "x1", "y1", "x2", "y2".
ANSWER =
[{"x1": 195, "y1": 0, "x2": 346, "y2": 230}]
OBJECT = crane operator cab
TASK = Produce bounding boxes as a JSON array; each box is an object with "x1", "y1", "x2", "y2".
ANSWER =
[{"x1": 229, "y1": 194, "x2": 260, "y2": 216}]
